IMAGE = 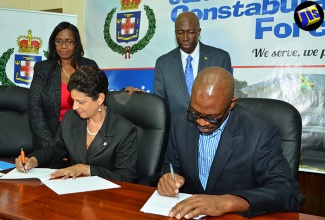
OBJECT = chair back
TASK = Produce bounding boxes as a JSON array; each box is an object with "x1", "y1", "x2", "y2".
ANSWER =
[
  {"x1": 0, "y1": 86, "x2": 33, "y2": 159},
  {"x1": 237, "y1": 98, "x2": 302, "y2": 179},
  {"x1": 106, "y1": 91, "x2": 170, "y2": 184}
]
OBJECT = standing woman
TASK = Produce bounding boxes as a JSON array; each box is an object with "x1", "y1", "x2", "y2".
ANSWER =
[{"x1": 28, "y1": 22, "x2": 98, "y2": 150}]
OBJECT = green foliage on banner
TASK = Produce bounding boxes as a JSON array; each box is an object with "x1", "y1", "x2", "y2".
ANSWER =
[
  {"x1": 103, "y1": 5, "x2": 156, "y2": 58},
  {"x1": 43, "y1": 50, "x2": 48, "y2": 59},
  {"x1": 0, "y1": 48, "x2": 16, "y2": 86}
]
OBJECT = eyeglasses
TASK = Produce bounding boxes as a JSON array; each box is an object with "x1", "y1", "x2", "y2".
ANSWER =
[
  {"x1": 54, "y1": 39, "x2": 75, "y2": 47},
  {"x1": 187, "y1": 102, "x2": 232, "y2": 125}
]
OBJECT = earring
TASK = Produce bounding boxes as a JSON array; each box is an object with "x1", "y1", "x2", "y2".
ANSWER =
[{"x1": 98, "y1": 105, "x2": 102, "y2": 112}]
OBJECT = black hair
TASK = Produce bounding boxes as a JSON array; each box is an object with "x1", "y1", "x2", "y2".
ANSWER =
[
  {"x1": 67, "y1": 66, "x2": 109, "y2": 103},
  {"x1": 47, "y1": 21, "x2": 84, "y2": 69}
]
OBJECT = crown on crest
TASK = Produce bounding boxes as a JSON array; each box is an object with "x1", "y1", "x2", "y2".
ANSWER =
[
  {"x1": 17, "y1": 29, "x2": 42, "y2": 54},
  {"x1": 120, "y1": 0, "x2": 141, "y2": 10}
]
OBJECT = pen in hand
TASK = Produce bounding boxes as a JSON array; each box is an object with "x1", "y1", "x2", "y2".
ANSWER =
[
  {"x1": 169, "y1": 163, "x2": 179, "y2": 199},
  {"x1": 21, "y1": 148, "x2": 26, "y2": 173}
]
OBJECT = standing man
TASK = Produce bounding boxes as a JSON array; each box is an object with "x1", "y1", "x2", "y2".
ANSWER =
[
  {"x1": 157, "y1": 66, "x2": 299, "y2": 218},
  {"x1": 125, "y1": 12, "x2": 231, "y2": 113},
  {"x1": 154, "y1": 12, "x2": 232, "y2": 114}
]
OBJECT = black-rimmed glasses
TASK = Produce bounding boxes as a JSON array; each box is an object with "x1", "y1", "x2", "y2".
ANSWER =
[
  {"x1": 187, "y1": 102, "x2": 232, "y2": 125},
  {"x1": 54, "y1": 39, "x2": 75, "y2": 47}
]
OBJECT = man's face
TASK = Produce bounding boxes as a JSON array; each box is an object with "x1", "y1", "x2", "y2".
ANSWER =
[
  {"x1": 175, "y1": 17, "x2": 201, "y2": 54},
  {"x1": 189, "y1": 95, "x2": 232, "y2": 135}
]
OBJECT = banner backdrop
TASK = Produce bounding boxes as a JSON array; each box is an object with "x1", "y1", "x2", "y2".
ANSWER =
[
  {"x1": 84, "y1": 0, "x2": 325, "y2": 173},
  {"x1": 0, "y1": 8, "x2": 77, "y2": 88}
]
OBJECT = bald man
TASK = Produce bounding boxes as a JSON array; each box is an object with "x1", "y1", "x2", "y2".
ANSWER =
[{"x1": 157, "y1": 67, "x2": 299, "y2": 218}]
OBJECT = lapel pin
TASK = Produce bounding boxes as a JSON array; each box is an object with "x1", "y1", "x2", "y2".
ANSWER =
[
  {"x1": 204, "y1": 57, "x2": 208, "y2": 60},
  {"x1": 103, "y1": 142, "x2": 107, "y2": 146}
]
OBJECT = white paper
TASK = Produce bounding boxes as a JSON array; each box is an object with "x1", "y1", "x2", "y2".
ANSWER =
[
  {"x1": 42, "y1": 176, "x2": 120, "y2": 195},
  {"x1": 0, "y1": 168, "x2": 55, "y2": 181},
  {"x1": 140, "y1": 190, "x2": 205, "y2": 219}
]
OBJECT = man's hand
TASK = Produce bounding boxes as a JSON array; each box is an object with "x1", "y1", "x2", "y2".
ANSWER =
[
  {"x1": 157, "y1": 173, "x2": 185, "y2": 197},
  {"x1": 169, "y1": 194, "x2": 249, "y2": 219},
  {"x1": 50, "y1": 164, "x2": 87, "y2": 180}
]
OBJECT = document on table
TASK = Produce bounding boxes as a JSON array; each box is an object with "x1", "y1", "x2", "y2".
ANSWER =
[
  {"x1": 42, "y1": 176, "x2": 120, "y2": 195},
  {"x1": 140, "y1": 190, "x2": 205, "y2": 219},
  {"x1": 0, "y1": 168, "x2": 55, "y2": 181}
]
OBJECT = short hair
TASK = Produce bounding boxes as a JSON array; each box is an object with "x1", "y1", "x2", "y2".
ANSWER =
[
  {"x1": 47, "y1": 22, "x2": 84, "y2": 69},
  {"x1": 68, "y1": 66, "x2": 109, "y2": 103}
]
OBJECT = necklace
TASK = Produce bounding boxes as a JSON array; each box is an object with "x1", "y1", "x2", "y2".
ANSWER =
[
  {"x1": 62, "y1": 68, "x2": 70, "y2": 78},
  {"x1": 86, "y1": 119, "x2": 98, "y2": 136}
]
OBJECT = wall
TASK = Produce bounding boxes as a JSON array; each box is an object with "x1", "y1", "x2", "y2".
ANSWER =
[{"x1": 0, "y1": 0, "x2": 85, "y2": 44}]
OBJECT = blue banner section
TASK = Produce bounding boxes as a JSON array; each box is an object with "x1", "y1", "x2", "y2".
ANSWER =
[{"x1": 103, "y1": 69, "x2": 154, "y2": 93}]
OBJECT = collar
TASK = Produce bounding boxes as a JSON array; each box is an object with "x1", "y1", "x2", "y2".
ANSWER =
[{"x1": 180, "y1": 42, "x2": 200, "y2": 62}]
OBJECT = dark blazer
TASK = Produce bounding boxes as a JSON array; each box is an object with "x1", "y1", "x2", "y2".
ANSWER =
[
  {"x1": 161, "y1": 104, "x2": 299, "y2": 217},
  {"x1": 154, "y1": 42, "x2": 232, "y2": 114},
  {"x1": 28, "y1": 58, "x2": 98, "y2": 149},
  {"x1": 30, "y1": 107, "x2": 137, "y2": 183}
]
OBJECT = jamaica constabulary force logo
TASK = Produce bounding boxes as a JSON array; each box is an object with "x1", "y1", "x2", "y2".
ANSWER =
[
  {"x1": 14, "y1": 29, "x2": 42, "y2": 85},
  {"x1": 103, "y1": 0, "x2": 156, "y2": 59}
]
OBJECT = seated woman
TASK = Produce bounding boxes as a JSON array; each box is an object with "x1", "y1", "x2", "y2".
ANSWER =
[{"x1": 15, "y1": 66, "x2": 137, "y2": 182}]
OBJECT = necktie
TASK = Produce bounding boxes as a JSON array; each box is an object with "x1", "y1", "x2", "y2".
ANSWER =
[{"x1": 185, "y1": 55, "x2": 194, "y2": 95}]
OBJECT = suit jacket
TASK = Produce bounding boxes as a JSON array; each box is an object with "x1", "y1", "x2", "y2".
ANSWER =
[
  {"x1": 161, "y1": 104, "x2": 299, "y2": 217},
  {"x1": 154, "y1": 42, "x2": 232, "y2": 114},
  {"x1": 30, "y1": 107, "x2": 138, "y2": 183},
  {"x1": 28, "y1": 58, "x2": 98, "y2": 149}
]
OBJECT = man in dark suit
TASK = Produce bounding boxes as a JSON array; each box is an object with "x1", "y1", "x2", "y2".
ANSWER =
[
  {"x1": 154, "y1": 12, "x2": 232, "y2": 114},
  {"x1": 126, "y1": 12, "x2": 231, "y2": 113},
  {"x1": 157, "y1": 66, "x2": 299, "y2": 218}
]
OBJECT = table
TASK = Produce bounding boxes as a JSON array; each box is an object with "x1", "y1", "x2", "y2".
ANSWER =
[{"x1": 0, "y1": 178, "x2": 324, "y2": 220}]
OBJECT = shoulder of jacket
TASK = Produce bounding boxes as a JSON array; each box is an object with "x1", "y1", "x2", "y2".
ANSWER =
[
  {"x1": 35, "y1": 59, "x2": 55, "y2": 67},
  {"x1": 33, "y1": 60, "x2": 59, "y2": 78},
  {"x1": 61, "y1": 110, "x2": 80, "y2": 125},
  {"x1": 78, "y1": 57, "x2": 97, "y2": 65},
  {"x1": 157, "y1": 48, "x2": 179, "y2": 62},
  {"x1": 200, "y1": 42, "x2": 229, "y2": 55}
]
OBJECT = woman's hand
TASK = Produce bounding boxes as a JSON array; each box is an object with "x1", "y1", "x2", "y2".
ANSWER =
[
  {"x1": 15, "y1": 156, "x2": 37, "y2": 172},
  {"x1": 124, "y1": 86, "x2": 144, "y2": 96},
  {"x1": 50, "y1": 164, "x2": 88, "y2": 180}
]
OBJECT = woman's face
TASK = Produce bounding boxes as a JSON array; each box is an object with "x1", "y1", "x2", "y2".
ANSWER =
[
  {"x1": 54, "y1": 29, "x2": 76, "y2": 60},
  {"x1": 71, "y1": 90, "x2": 100, "y2": 119}
]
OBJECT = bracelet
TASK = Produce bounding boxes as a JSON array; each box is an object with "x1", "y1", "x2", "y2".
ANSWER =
[{"x1": 88, "y1": 165, "x2": 91, "y2": 176}]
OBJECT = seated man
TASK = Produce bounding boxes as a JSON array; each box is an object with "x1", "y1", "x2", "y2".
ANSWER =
[{"x1": 157, "y1": 66, "x2": 299, "y2": 218}]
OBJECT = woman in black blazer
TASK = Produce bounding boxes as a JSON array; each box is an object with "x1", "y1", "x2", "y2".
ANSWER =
[
  {"x1": 16, "y1": 66, "x2": 137, "y2": 182},
  {"x1": 28, "y1": 22, "x2": 98, "y2": 150}
]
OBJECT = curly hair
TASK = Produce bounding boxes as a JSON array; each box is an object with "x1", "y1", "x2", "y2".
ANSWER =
[
  {"x1": 67, "y1": 66, "x2": 109, "y2": 103},
  {"x1": 47, "y1": 22, "x2": 84, "y2": 69}
]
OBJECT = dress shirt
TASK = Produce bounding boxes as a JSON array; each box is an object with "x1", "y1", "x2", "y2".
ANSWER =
[
  {"x1": 198, "y1": 113, "x2": 230, "y2": 189},
  {"x1": 180, "y1": 43, "x2": 200, "y2": 79}
]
